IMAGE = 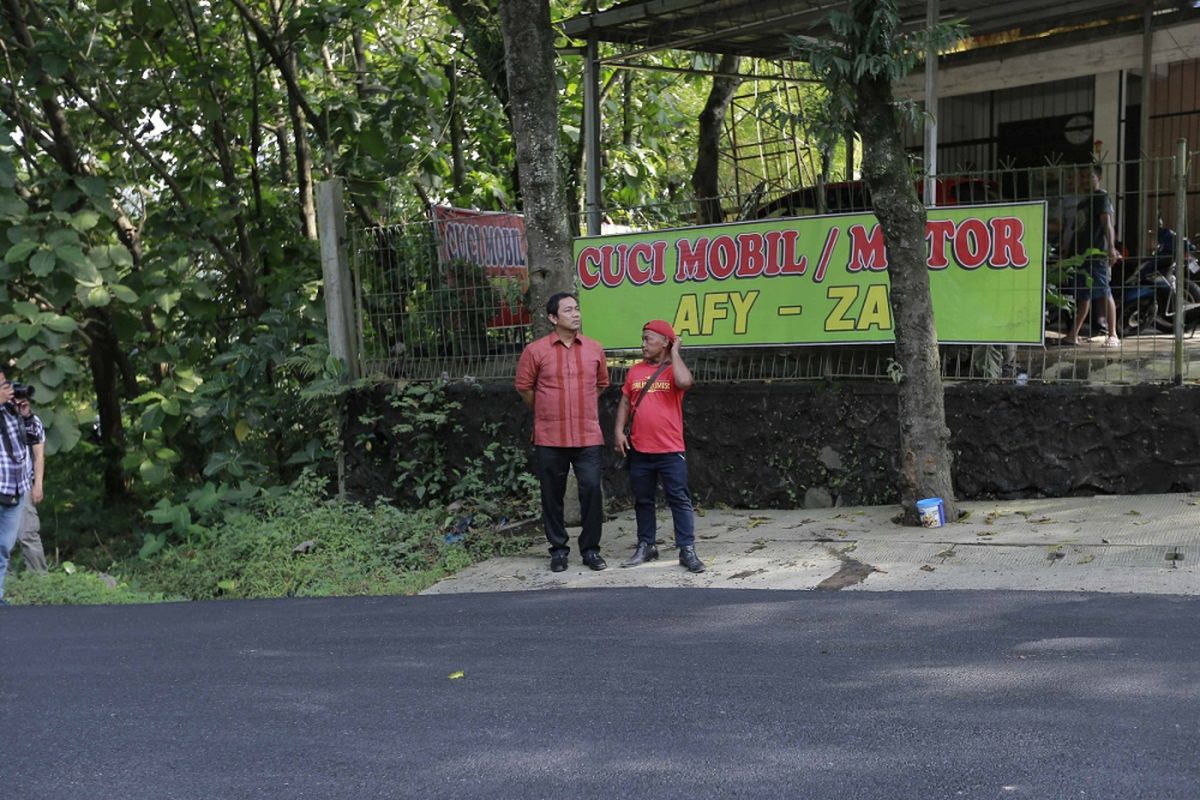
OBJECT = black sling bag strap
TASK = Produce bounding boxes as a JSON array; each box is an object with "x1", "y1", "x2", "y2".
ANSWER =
[
  {"x1": 0, "y1": 406, "x2": 22, "y2": 461},
  {"x1": 625, "y1": 359, "x2": 672, "y2": 437}
]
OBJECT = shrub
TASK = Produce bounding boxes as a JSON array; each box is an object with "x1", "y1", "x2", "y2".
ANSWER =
[
  {"x1": 6, "y1": 565, "x2": 170, "y2": 606},
  {"x1": 131, "y1": 473, "x2": 535, "y2": 601}
]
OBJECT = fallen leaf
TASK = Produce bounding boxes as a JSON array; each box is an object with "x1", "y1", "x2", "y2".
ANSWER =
[
  {"x1": 1127, "y1": 510, "x2": 1142, "y2": 516},
  {"x1": 920, "y1": 564, "x2": 936, "y2": 572},
  {"x1": 448, "y1": 670, "x2": 465, "y2": 680}
]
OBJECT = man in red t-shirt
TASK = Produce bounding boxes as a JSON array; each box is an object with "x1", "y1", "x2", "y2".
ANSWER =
[
  {"x1": 613, "y1": 320, "x2": 705, "y2": 573},
  {"x1": 515, "y1": 292, "x2": 610, "y2": 573}
]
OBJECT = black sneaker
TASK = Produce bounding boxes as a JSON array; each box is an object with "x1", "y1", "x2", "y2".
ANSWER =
[{"x1": 550, "y1": 553, "x2": 568, "y2": 573}]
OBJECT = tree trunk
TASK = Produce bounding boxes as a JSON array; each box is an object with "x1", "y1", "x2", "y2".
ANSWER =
[
  {"x1": 621, "y1": 70, "x2": 633, "y2": 146},
  {"x1": 276, "y1": 121, "x2": 292, "y2": 184},
  {"x1": 446, "y1": 61, "x2": 466, "y2": 199},
  {"x1": 441, "y1": 0, "x2": 510, "y2": 115},
  {"x1": 853, "y1": 72, "x2": 957, "y2": 524},
  {"x1": 84, "y1": 310, "x2": 128, "y2": 502},
  {"x1": 498, "y1": 0, "x2": 573, "y2": 338},
  {"x1": 289, "y1": 99, "x2": 318, "y2": 240},
  {"x1": 691, "y1": 54, "x2": 741, "y2": 225}
]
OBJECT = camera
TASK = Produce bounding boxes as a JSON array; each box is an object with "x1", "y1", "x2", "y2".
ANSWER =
[{"x1": 10, "y1": 383, "x2": 34, "y2": 401}]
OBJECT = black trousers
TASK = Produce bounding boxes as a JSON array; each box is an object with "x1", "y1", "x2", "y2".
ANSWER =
[{"x1": 534, "y1": 445, "x2": 603, "y2": 556}]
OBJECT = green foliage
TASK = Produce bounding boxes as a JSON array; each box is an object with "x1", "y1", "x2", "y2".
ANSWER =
[
  {"x1": 6, "y1": 565, "x2": 171, "y2": 606},
  {"x1": 449, "y1": 435, "x2": 540, "y2": 518},
  {"x1": 131, "y1": 471, "x2": 535, "y2": 600},
  {"x1": 385, "y1": 381, "x2": 463, "y2": 504},
  {"x1": 791, "y1": 0, "x2": 966, "y2": 139}
]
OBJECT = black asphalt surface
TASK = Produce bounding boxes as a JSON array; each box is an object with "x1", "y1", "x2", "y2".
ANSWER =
[{"x1": 3, "y1": 589, "x2": 1199, "y2": 799}]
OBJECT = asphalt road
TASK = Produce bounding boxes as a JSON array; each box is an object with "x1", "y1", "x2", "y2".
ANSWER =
[{"x1": 3, "y1": 589, "x2": 1199, "y2": 800}]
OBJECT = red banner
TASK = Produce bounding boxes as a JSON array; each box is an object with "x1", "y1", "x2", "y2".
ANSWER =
[{"x1": 432, "y1": 206, "x2": 530, "y2": 327}]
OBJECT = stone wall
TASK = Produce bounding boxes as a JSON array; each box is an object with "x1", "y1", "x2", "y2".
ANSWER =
[{"x1": 345, "y1": 382, "x2": 1200, "y2": 507}]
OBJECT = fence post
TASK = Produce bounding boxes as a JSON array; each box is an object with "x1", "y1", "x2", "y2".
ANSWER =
[
  {"x1": 1174, "y1": 139, "x2": 1188, "y2": 385},
  {"x1": 316, "y1": 178, "x2": 358, "y2": 498}
]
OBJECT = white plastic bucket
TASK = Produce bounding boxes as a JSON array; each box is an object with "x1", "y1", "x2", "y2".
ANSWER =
[{"x1": 916, "y1": 497, "x2": 945, "y2": 528}]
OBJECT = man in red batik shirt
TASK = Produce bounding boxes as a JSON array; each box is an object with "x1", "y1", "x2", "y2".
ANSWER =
[
  {"x1": 613, "y1": 320, "x2": 705, "y2": 573},
  {"x1": 515, "y1": 292, "x2": 610, "y2": 573}
]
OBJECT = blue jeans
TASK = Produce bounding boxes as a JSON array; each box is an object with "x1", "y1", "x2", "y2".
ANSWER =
[
  {"x1": 0, "y1": 496, "x2": 26, "y2": 600},
  {"x1": 629, "y1": 451, "x2": 694, "y2": 547}
]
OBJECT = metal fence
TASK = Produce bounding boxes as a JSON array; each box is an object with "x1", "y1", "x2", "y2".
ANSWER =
[{"x1": 349, "y1": 149, "x2": 1200, "y2": 386}]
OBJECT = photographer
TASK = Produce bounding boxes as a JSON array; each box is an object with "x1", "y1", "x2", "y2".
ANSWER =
[{"x1": 0, "y1": 370, "x2": 44, "y2": 605}]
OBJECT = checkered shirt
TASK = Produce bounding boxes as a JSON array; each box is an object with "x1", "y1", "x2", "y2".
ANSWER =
[{"x1": 0, "y1": 406, "x2": 43, "y2": 497}]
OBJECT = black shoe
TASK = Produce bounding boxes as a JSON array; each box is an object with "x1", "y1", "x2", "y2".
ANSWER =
[
  {"x1": 581, "y1": 551, "x2": 608, "y2": 571},
  {"x1": 678, "y1": 545, "x2": 706, "y2": 573},
  {"x1": 550, "y1": 553, "x2": 568, "y2": 573},
  {"x1": 621, "y1": 541, "x2": 659, "y2": 567}
]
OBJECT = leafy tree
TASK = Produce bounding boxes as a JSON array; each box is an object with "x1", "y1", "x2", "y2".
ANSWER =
[
  {"x1": 797, "y1": 0, "x2": 965, "y2": 523},
  {"x1": 692, "y1": 54, "x2": 742, "y2": 225},
  {"x1": 497, "y1": 0, "x2": 574, "y2": 335}
]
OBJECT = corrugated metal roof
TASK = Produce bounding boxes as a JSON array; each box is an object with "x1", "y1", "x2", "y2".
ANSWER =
[{"x1": 561, "y1": 0, "x2": 1176, "y2": 61}]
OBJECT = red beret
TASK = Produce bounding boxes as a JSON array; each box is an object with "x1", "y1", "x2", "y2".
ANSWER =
[{"x1": 642, "y1": 319, "x2": 675, "y2": 342}]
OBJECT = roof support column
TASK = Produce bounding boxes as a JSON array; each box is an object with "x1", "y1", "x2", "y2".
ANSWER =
[
  {"x1": 1139, "y1": 2, "x2": 1153, "y2": 257},
  {"x1": 923, "y1": 0, "x2": 939, "y2": 207},
  {"x1": 584, "y1": 34, "x2": 602, "y2": 236}
]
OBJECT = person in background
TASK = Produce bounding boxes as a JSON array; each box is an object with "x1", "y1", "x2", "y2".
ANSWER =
[
  {"x1": 17, "y1": 437, "x2": 47, "y2": 574},
  {"x1": 0, "y1": 371, "x2": 45, "y2": 604},
  {"x1": 1063, "y1": 163, "x2": 1122, "y2": 347}
]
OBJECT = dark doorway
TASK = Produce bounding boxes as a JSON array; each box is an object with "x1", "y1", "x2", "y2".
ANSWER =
[{"x1": 997, "y1": 113, "x2": 1095, "y2": 199}]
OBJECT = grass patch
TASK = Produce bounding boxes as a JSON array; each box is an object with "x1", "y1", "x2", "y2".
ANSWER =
[
  {"x1": 134, "y1": 497, "x2": 531, "y2": 600},
  {"x1": 6, "y1": 568, "x2": 170, "y2": 606},
  {"x1": 6, "y1": 478, "x2": 538, "y2": 606}
]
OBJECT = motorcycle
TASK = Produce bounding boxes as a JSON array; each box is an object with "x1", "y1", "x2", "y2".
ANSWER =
[{"x1": 1143, "y1": 227, "x2": 1200, "y2": 333}]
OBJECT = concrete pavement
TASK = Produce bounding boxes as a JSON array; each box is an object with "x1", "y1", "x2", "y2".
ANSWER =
[{"x1": 424, "y1": 492, "x2": 1200, "y2": 595}]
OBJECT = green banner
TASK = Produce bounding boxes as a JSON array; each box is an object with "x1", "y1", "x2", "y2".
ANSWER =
[{"x1": 574, "y1": 202, "x2": 1046, "y2": 348}]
